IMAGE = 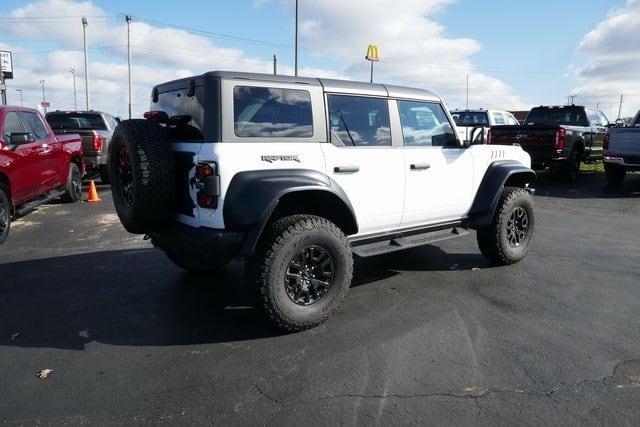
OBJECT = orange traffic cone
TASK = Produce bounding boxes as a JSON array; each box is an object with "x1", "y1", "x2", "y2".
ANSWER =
[{"x1": 87, "y1": 180, "x2": 101, "y2": 203}]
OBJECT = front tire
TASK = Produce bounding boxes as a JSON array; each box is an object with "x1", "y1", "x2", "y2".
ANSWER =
[
  {"x1": 62, "y1": 163, "x2": 82, "y2": 203},
  {"x1": 247, "y1": 215, "x2": 353, "y2": 332},
  {"x1": 0, "y1": 185, "x2": 11, "y2": 245},
  {"x1": 605, "y1": 164, "x2": 625, "y2": 187},
  {"x1": 477, "y1": 187, "x2": 535, "y2": 266}
]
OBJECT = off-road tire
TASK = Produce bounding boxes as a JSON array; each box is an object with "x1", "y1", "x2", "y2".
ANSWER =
[
  {"x1": 108, "y1": 119, "x2": 176, "y2": 234},
  {"x1": 61, "y1": 163, "x2": 82, "y2": 203},
  {"x1": 605, "y1": 164, "x2": 625, "y2": 187},
  {"x1": 0, "y1": 185, "x2": 11, "y2": 246},
  {"x1": 476, "y1": 187, "x2": 535, "y2": 266},
  {"x1": 99, "y1": 165, "x2": 111, "y2": 185},
  {"x1": 246, "y1": 215, "x2": 353, "y2": 332},
  {"x1": 164, "y1": 248, "x2": 230, "y2": 273},
  {"x1": 564, "y1": 149, "x2": 581, "y2": 182}
]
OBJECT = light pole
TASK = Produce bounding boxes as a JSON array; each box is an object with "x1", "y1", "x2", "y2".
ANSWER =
[
  {"x1": 568, "y1": 95, "x2": 577, "y2": 105},
  {"x1": 294, "y1": 0, "x2": 298, "y2": 76},
  {"x1": 82, "y1": 16, "x2": 90, "y2": 110},
  {"x1": 39, "y1": 80, "x2": 47, "y2": 113},
  {"x1": 69, "y1": 68, "x2": 77, "y2": 110},
  {"x1": 126, "y1": 15, "x2": 132, "y2": 119},
  {"x1": 15, "y1": 89, "x2": 23, "y2": 106}
]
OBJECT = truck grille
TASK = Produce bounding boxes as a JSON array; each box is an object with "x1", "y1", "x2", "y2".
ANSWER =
[{"x1": 174, "y1": 152, "x2": 196, "y2": 217}]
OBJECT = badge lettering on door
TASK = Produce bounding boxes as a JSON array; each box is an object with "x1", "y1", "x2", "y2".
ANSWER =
[{"x1": 261, "y1": 155, "x2": 301, "y2": 163}]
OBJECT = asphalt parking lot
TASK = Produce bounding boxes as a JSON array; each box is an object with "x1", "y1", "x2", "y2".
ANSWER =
[{"x1": 1, "y1": 173, "x2": 639, "y2": 425}]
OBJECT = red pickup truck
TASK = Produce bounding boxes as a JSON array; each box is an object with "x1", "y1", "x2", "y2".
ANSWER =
[{"x1": 0, "y1": 106, "x2": 84, "y2": 245}]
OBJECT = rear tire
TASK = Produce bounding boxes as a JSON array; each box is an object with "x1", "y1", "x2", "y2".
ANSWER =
[
  {"x1": 108, "y1": 119, "x2": 176, "y2": 234},
  {"x1": 564, "y1": 149, "x2": 581, "y2": 182},
  {"x1": 476, "y1": 187, "x2": 535, "y2": 266},
  {"x1": 0, "y1": 185, "x2": 11, "y2": 246},
  {"x1": 605, "y1": 164, "x2": 625, "y2": 187},
  {"x1": 99, "y1": 165, "x2": 111, "y2": 185},
  {"x1": 62, "y1": 163, "x2": 82, "y2": 203},
  {"x1": 246, "y1": 215, "x2": 353, "y2": 332}
]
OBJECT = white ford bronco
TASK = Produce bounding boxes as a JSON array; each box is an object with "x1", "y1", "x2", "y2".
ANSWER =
[{"x1": 109, "y1": 71, "x2": 536, "y2": 332}]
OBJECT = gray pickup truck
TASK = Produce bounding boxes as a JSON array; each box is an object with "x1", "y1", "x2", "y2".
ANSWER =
[
  {"x1": 46, "y1": 111, "x2": 119, "y2": 184},
  {"x1": 603, "y1": 111, "x2": 640, "y2": 186}
]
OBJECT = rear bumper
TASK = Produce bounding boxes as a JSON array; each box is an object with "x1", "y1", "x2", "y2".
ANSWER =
[
  {"x1": 84, "y1": 155, "x2": 107, "y2": 172},
  {"x1": 604, "y1": 156, "x2": 640, "y2": 171},
  {"x1": 150, "y1": 223, "x2": 245, "y2": 261}
]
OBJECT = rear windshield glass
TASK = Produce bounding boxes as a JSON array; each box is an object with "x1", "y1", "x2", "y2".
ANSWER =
[
  {"x1": 525, "y1": 107, "x2": 588, "y2": 126},
  {"x1": 450, "y1": 111, "x2": 489, "y2": 127},
  {"x1": 46, "y1": 113, "x2": 107, "y2": 130},
  {"x1": 233, "y1": 86, "x2": 313, "y2": 138}
]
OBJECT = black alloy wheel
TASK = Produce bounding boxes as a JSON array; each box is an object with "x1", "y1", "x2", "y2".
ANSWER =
[
  {"x1": 285, "y1": 245, "x2": 335, "y2": 306},
  {"x1": 506, "y1": 206, "x2": 529, "y2": 248}
]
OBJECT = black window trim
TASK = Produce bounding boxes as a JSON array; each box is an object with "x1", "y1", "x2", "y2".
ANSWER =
[
  {"x1": 395, "y1": 98, "x2": 461, "y2": 149},
  {"x1": 232, "y1": 84, "x2": 315, "y2": 139}
]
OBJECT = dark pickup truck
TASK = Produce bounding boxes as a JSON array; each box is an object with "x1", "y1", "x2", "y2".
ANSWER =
[
  {"x1": 46, "y1": 111, "x2": 119, "y2": 184},
  {"x1": 603, "y1": 110, "x2": 640, "y2": 186},
  {"x1": 487, "y1": 106, "x2": 608, "y2": 181}
]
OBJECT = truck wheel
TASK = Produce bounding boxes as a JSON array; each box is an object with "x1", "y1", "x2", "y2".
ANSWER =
[
  {"x1": 99, "y1": 165, "x2": 111, "y2": 185},
  {"x1": 476, "y1": 187, "x2": 535, "y2": 266},
  {"x1": 247, "y1": 215, "x2": 353, "y2": 332},
  {"x1": 108, "y1": 120, "x2": 176, "y2": 234},
  {"x1": 564, "y1": 149, "x2": 581, "y2": 182},
  {"x1": 0, "y1": 185, "x2": 10, "y2": 245},
  {"x1": 61, "y1": 163, "x2": 82, "y2": 203},
  {"x1": 164, "y1": 248, "x2": 230, "y2": 273},
  {"x1": 605, "y1": 164, "x2": 625, "y2": 187}
]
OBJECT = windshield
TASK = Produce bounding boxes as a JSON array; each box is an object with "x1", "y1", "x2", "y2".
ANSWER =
[
  {"x1": 450, "y1": 111, "x2": 489, "y2": 127},
  {"x1": 46, "y1": 113, "x2": 107, "y2": 130},
  {"x1": 525, "y1": 107, "x2": 588, "y2": 126}
]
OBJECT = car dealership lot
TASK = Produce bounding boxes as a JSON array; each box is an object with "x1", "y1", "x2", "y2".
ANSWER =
[{"x1": 1, "y1": 175, "x2": 639, "y2": 424}]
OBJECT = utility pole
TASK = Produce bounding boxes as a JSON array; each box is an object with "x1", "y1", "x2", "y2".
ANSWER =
[
  {"x1": 595, "y1": 101, "x2": 600, "y2": 110},
  {"x1": 82, "y1": 16, "x2": 90, "y2": 110},
  {"x1": 69, "y1": 68, "x2": 77, "y2": 110},
  {"x1": 15, "y1": 89, "x2": 23, "y2": 106},
  {"x1": 126, "y1": 15, "x2": 132, "y2": 119},
  {"x1": 273, "y1": 54, "x2": 277, "y2": 75},
  {"x1": 466, "y1": 75, "x2": 469, "y2": 109},
  {"x1": 39, "y1": 80, "x2": 47, "y2": 113},
  {"x1": 617, "y1": 94, "x2": 624, "y2": 120},
  {"x1": 294, "y1": 0, "x2": 298, "y2": 76}
]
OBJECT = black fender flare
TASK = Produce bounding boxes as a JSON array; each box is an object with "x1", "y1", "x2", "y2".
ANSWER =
[
  {"x1": 223, "y1": 169, "x2": 358, "y2": 255},
  {"x1": 467, "y1": 161, "x2": 536, "y2": 228}
]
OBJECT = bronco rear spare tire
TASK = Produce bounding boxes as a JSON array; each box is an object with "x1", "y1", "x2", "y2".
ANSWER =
[{"x1": 108, "y1": 119, "x2": 176, "y2": 234}]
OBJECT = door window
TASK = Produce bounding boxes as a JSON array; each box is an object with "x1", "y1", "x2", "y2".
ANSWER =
[
  {"x1": 598, "y1": 111, "x2": 609, "y2": 127},
  {"x1": 2, "y1": 112, "x2": 27, "y2": 142},
  {"x1": 493, "y1": 112, "x2": 506, "y2": 125},
  {"x1": 327, "y1": 95, "x2": 391, "y2": 146},
  {"x1": 19, "y1": 112, "x2": 48, "y2": 139},
  {"x1": 233, "y1": 86, "x2": 313, "y2": 138},
  {"x1": 397, "y1": 100, "x2": 456, "y2": 147},
  {"x1": 586, "y1": 109, "x2": 601, "y2": 126}
]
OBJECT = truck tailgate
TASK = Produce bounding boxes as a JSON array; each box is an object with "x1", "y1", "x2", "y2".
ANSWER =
[
  {"x1": 608, "y1": 128, "x2": 640, "y2": 162},
  {"x1": 491, "y1": 126, "x2": 558, "y2": 162}
]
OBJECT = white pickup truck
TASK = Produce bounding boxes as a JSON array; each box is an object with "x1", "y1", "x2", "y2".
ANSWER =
[
  {"x1": 450, "y1": 109, "x2": 520, "y2": 144},
  {"x1": 604, "y1": 110, "x2": 640, "y2": 186}
]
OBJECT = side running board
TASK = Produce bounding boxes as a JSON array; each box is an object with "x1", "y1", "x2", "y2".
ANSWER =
[
  {"x1": 15, "y1": 189, "x2": 66, "y2": 217},
  {"x1": 351, "y1": 226, "x2": 469, "y2": 258}
]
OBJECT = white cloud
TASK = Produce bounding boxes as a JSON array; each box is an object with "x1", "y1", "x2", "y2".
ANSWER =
[{"x1": 571, "y1": 0, "x2": 640, "y2": 118}]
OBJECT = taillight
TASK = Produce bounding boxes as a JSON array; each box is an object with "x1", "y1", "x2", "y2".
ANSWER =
[
  {"x1": 195, "y1": 163, "x2": 219, "y2": 209},
  {"x1": 603, "y1": 132, "x2": 610, "y2": 150},
  {"x1": 486, "y1": 128, "x2": 493, "y2": 144},
  {"x1": 92, "y1": 134, "x2": 105, "y2": 152},
  {"x1": 143, "y1": 110, "x2": 169, "y2": 124},
  {"x1": 554, "y1": 128, "x2": 566, "y2": 151}
]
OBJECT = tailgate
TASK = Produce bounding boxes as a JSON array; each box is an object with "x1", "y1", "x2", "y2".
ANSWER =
[
  {"x1": 608, "y1": 128, "x2": 640, "y2": 161},
  {"x1": 491, "y1": 126, "x2": 557, "y2": 161}
]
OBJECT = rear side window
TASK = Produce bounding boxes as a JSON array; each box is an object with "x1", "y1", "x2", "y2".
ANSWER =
[
  {"x1": 47, "y1": 113, "x2": 107, "y2": 131},
  {"x1": 328, "y1": 95, "x2": 391, "y2": 146},
  {"x1": 233, "y1": 86, "x2": 313, "y2": 138},
  {"x1": 398, "y1": 101, "x2": 456, "y2": 147},
  {"x1": 2, "y1": 112, "x2": 27, "y2": 142},
  {"x1": 493, "y1": 112, "x2": 505, "y2": 125},
  {"x1": 20, "y1": 112, "x2": 48, "y2": 139}
]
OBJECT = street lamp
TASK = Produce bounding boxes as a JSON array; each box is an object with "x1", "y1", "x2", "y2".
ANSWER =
[
  {"x1": 15, "y1": 89, "x2": 23, "y2": 106},
  {"x1": 69, "y1": 67, "x2": 78, "y2": 110},
  {"x1": 39, "y1": 80, "x2": 47, "y2": 113}
]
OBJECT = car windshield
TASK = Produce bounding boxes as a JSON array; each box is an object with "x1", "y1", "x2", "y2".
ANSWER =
[
  {"x1": 46, "y1": 113, "x2": 107, "y2": 130},
  {"x1": 525, "y1": 107, "x2": 588, "y2": 126},
  {"x1": 450, "y1": 112, "x2": 489, "y2": 127}
]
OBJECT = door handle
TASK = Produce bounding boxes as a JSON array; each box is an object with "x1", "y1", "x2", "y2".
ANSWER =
[
  {"x1": 410, "y1": 162, "x2": 430, "y2": 170},
  {"x1": 334, "y1": 165, "x2": 359, "y2": 173}
]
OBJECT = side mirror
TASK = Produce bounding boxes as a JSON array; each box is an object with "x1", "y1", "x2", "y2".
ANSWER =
[
  {"x1": 615, "y1": 119, "x2": 625, "y2": 127},
  {"x1": 10, "y1": 132, "x2": 35, "y2": 145}
]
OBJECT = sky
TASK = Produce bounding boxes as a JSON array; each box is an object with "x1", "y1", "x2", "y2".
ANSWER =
[{"x1": 1, "y1": 0, "x2": 638, "y2": 120}]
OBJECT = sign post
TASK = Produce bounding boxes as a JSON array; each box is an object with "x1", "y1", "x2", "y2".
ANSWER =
[
  {"x1": 0, "y1": 50, "x2": 13, "y2": 106},
  {"x1": 365, "y1": 44, "x2": 380, "y2": 83}
]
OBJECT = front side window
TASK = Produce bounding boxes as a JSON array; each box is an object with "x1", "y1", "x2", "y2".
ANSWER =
[
  {"x1": 19, "y1": 112, "x2": 48, "y2": 139},
  {"x1": 2, "y1": 112, "x2": 27, "y2": 142},
  {"x1": 398, "y1": 101, "x2": 456, "y2": 147},
  {"x1": 327, "y1": 95, "x2": 391, "y2": 146},
  {"x1": 233, "y1": 86, "x2": 313, "y2": 138}
]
